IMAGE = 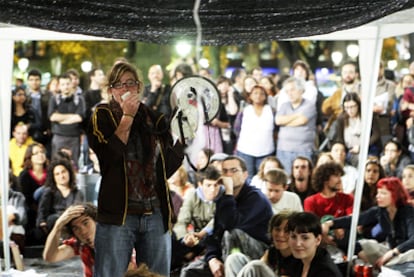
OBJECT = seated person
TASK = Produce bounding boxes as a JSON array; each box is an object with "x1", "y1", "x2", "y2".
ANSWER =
[
  {"x1": 0, "y1": 170, "x2": 27, "y2": 255},
  {"x1": 180, "y1": 155, "x2": 273, "y2": 277},
  {"x1": 322, "y1": 177, "x2": 414, "y2": 268},
  {"x1": 37, "y1": 158, "x2": 84, "y2": 235},
  {"x1": 43, "y1": 204, "x2": 96, "y2": 277},
  {"x1": 263, "y1": 168, "x2": 302, "y2": 214},
  {"x1": 288, "y1": 212, "x2": 342, "y2": 277},
  {"x1": 402, "y1": 164, "x2": 414, "y2": 204},
  {"x1": 172, "y1": 166, "x2": 223, "y2": 269},
  {"x1": 250, "y1": 156, "x2": 283, "y2": 193},
  {"x1": 380, "y1": 138, "x2": 411, "y2": 178},
  {"x1": 44, "y1": 203, "x2": 136, "y2": 277},
  {"x1": 225, "y1": 211, "x2": 297, "y2": 277}
]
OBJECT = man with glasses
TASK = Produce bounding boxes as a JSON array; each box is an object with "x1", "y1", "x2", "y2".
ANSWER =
[{"x1": 180, "y1": 155, "x2": 272, "y2": 277}]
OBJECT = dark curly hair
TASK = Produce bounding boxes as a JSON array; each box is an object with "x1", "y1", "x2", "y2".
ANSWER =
[
  {"x1": 66, "y1": 203, "x2": 97, "y2": 237},
  {"x1": 311, "y1": 162, "x2": 344, "y2": 192},
  {"x1": 45, "y1": 158, "x2": 77, "y2": 192}
]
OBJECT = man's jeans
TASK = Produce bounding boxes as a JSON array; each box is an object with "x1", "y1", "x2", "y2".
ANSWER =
[
  {"x1": 276, "y1": 150, "x2": 313, "y2": 175},
  {"x1": 93, "y1": 208, "x2": 171, "y2": 277}
]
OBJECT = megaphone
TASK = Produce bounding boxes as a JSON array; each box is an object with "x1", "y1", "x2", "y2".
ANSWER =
[{"x1": 170, "y1": 76, "x2": 220, "y2": 146}]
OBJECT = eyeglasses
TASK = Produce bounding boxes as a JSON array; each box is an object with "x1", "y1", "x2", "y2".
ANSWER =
[
  {"x1": 343, "y1": 104, "x2": 358, "y2": 110},
  {"x1": 110, "y1": 80, "x2": 139, "y2": 89},
  {"x1": 222, "y1": 168, "x2": 241, "y2": 174}
]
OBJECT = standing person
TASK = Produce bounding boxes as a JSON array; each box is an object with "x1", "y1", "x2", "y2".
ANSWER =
[
  {"x1": 142, "y1": 64, "x2": 172, "y2": 119},
  {"x1": 87, "y1": 61, "x2": 184, "y2": 277},
  {"x1": 322, "y1": 61, "x2": 361, "y2": 139},
  {"x1": 10, "y1": 86, "x2": 41, "y2": 139},
  {"x1": 82, "y1": 68, "x2": 107, "y2": 171},
  {"x1": 48, "y1": 73, "x2": 85, "y2": 168},
  {"x1": 288, "y1": 212, "x2": 342, "y2": 277},
  {"x1": 27, "y1": 69, "x2": 52, "y2": 153},
  {"x1": 235, "y1": 85, "x2": 275, "y2": 178},
  {"x1": 334, "y1": 92, "x2": 382, "y2": 167},
  {"x1": 66, "y1": 68, "x2": 83, "y2": 96},
  {"x1": 374, "y1": 61, "x2": 396, "y2": 143},
  {"x1": 275, "y1": 77, "x2": 317, "y2": 174}
]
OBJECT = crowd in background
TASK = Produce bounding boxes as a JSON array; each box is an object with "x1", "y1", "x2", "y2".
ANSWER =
[{"x1": 6, "y1": 57, "x2": 414, "y2": 276}]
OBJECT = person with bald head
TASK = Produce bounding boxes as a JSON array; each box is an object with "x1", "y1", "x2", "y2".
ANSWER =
[
  {"x1": 142, "y1": 64, "x2": 172, "y2": 118},
  {"x1": 9, "y1": 122, "x2": 34, "y2": 176}
]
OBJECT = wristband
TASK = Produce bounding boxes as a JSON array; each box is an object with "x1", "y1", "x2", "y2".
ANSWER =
[{"x1": 123, "y1": 113, "x2": 135, "y2": 119}]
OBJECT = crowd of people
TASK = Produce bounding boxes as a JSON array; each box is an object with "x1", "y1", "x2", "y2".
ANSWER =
[{"x1": 5, "y1": 57, "x2": 414, "y2": 277}]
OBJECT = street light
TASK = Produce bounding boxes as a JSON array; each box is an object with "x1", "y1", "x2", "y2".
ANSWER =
[
  {"x1": 175, "y1": 41, "x2": 192, "y2": 58},
  {"x1": 17, "y1": 58, "x2": 29, "y2": 72},
  {"x1": 387, "y1": 60, "x2": 398, "y2": 70},
  {"x1": 81, "y1": 61, "x2": 93, "y2": 73},
  {"x1": 331, "y1": 51, "x2": 343, "y2": 67},
  {"x1": 346, "y1": 44, "x2": 359, "y2": 60}
]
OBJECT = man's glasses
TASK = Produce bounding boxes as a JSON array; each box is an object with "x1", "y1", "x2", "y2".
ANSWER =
[
  {"x1": 110, "y1": 80, "x2": 139, "y2": 89},
  {"x1": 222, "y1": 168, "x2": 241, "y2": 174}
]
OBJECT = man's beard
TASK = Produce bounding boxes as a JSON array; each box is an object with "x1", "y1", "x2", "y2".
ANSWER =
[
  {"x1": 296, "y1": 176, "x2": 305, "y2": 182},
  {"x1": 343, "y1": 78, "x2": 355, "y2": 85}
]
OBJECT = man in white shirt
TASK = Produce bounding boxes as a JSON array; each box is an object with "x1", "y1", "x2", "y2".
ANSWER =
[{"x1": 264, "y1": 168, "x2": 303, "y2": 214}]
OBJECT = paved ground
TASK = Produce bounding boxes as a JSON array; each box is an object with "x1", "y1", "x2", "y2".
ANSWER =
[{"x1": 22, "y1": 257, "x2": 83, "y2": 276}]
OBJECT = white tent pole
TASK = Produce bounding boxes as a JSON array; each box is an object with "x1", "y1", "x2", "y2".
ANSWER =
[
  {"x1": 0, "y1": 39, "x2": 14, "y2": 271},
  {"x1": 346, "y1": 29, "x2": 383, "y2": 276}
]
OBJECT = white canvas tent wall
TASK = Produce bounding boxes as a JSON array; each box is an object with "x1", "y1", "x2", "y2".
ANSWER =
[{"x1": 1, "y1": 6, "x2": 414, "y2": 274}]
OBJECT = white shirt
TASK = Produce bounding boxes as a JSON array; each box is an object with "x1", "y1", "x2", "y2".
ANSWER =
[{"x1": 270, "y1": 191, "x2": 303, "y2": 214}]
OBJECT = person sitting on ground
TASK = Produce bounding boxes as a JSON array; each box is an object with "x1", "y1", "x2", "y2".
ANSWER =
[
  {"x1": 0, "y1": 170, "x2": 27, "y2": 255},
  {"x1": 263, "y1": 168, "x2": 303, "y2": 214},
  {"x1": 304, "y1": 161, "x2": 353, "y2": 252},
  {"x1": 288, "y1": 212, "x2": 342, "y2": 277},
  {"x1": 180, "y1": 156, "x2": 273, "y2": 277},
  {"x1": 330, "y1": 141, "x2": 358, "y2": 194},
  {"x1": 37, "y1": 158, "x2": 84, "y2": 235},
  {"x1": 43, "y1": 204, "x2": 96, "y2": 277},
  {"x1": 225, "y1": 211, "x2": 297, "y2": 277},
  {"x1": 322, "y1": 177, "x2": 414, "y2": 268},
  {"x1": 380, "y1": 138, "x2": 412, "y2": 179},
  {"x1": 172, "y1": 166, "x2": 223, "y2": 271},
  {"x1": 402, "y1": 164, "x2": 414, "y2": 205},
  {"x1": 250, "y1": 156, "x2": 283, "y2": 193}
]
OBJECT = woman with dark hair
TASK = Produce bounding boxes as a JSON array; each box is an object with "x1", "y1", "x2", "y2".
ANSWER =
[
  {"x1": 380, "y1": 138, "x2": 412, "y2": 178},
  {"x1": 10, "y1": 86, "x2": 41, "y2": 139},
  {"x1": 361, "y1": 157, "x2": 386, "y2": 211},
  {"x1": 37, "y1": 158, "x2": 84, "y2": 235},
  {"x1": 225, "y1": 211, "x2": 297, "y2": 277},
  {"x1": 287, "y1": 212, "x2": 342, "y2": 277},
  {"x1": 322, "y1": 177, "x2": 414, "y2": 268},
  {"x1": 19, "y1": 142, "x2": 49, "y2": 245},
  {"x1": 335, "y1": 92, "x2": 381, "y2": 167},
  {"x1": 234, "y1": 85, "x2": 276, "y2": 178}
]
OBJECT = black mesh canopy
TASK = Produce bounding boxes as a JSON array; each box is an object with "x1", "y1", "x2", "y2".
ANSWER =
[{"x1": 1, "y1": 0, "x2": 414, "y2": 44}]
